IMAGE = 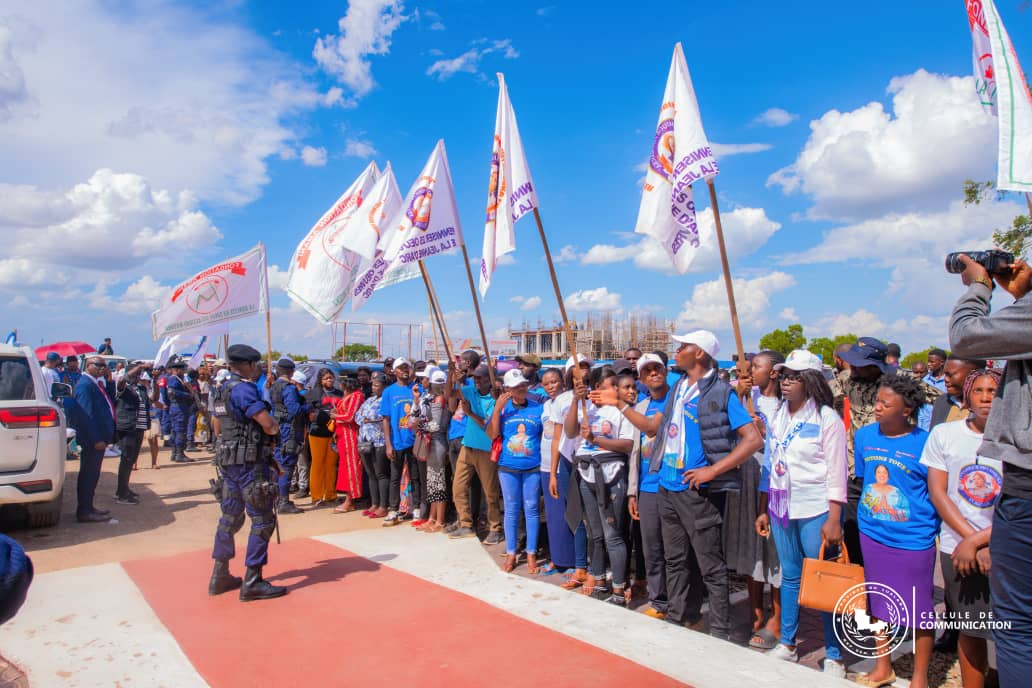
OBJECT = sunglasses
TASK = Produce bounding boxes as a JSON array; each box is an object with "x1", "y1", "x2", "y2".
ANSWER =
[{"x1": 779, "y1": 371, "x2": 802, "y2": 382}]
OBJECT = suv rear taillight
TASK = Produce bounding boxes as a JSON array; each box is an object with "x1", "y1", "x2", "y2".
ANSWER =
[{"x1": 0, "y1": 407, "x2": 59, "y2": 429}]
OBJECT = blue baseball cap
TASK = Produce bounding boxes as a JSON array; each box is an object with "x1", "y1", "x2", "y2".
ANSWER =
[
  {"x1": 46, "y1": 352, "x2": 61, "y2": 362},
  {"x1": 839, "y1": 337, "x2": 891, "y2": 373}
]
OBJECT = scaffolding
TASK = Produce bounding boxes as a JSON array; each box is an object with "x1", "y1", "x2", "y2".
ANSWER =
[
  {"x1": 510, "y1": 313, "x2": 673, "y2": 361},
  {"x1": 330, "y1": 321, "x2": 425, "y2": 360}
]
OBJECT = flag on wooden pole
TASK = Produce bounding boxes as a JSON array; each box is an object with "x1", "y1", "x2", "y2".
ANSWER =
[
  {"x1": 479, "y1": 73, "x2": 539, "y2": 298},
  {"x1": 383, "y1": 140, "x2": 464, "y2": 266},
  {"x1": 972, "y1": 0, "x2": 1032, "y2": 191},
  {"x1": 350, "y1": 164, "x2": 420, "y2": 311},
  {"x1": 285, "y1": 161, "x2": 380, "y2": 323},
  {"x1": 635, "y1": 42, "x2": 720, "y2": 274},
  {"x1": 151, "y1": 244, "x2": 268, "y2": 340}
]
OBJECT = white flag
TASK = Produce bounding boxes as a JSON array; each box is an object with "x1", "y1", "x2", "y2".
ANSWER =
[
  {"x1": 285, "y1": 162, "x2": 380, "y2": 323},
  {"x1": 966, "y1": 0, "x2": 998, "y2": 114},
  {"x1": 350, "y1": 165, "x2": 420, "y2": 311},
  {"x1": 383, "y1": 140, "x2": 464, "y2": 266},
  {"x1": 151, "y1": 244, "x2": 268, "y2": 340},
  {"x1": 480, "y1": 73, "x2": 539, "y2": 298},
  {"x1": 981, "y1": 0, "x2": 1032, "y2": 192},
  {"x1": 634, "y1": 43, "x2": 719, "y2": 274}
]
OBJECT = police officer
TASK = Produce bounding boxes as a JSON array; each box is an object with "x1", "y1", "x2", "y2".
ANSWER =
[
  {"x1": 208, "y1": 344, "x2": 287, "y2": 601},
  {"x1": 269, "y1": 358, "x2": 313, "y2": 514},
  {"x1": 166, "y1": 359, "x2": 196, "y2": 463}
]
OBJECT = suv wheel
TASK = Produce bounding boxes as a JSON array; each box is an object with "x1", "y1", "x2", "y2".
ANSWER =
[{"x1": 26, "y1": 488, "x2": 63, "y2": 528}]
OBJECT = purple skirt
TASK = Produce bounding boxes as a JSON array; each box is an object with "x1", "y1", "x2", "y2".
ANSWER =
[{"x1": 860, "y1": 533, "x2": 935, "y2": 627}]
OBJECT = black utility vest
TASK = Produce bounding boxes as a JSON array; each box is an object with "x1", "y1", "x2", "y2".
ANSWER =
[{"x1": 214, "y1": 375, "x2": 272, "y2": 467}]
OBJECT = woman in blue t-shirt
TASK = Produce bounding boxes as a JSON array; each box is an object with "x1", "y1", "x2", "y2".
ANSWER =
[
  {"x1": 854, "y1": 374, "x2": 936, "y2": 688},
  {"x1": 487, "y1": 369, "x2": 545, "y2": 574}
]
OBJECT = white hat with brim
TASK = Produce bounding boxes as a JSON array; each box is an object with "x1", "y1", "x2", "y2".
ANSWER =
[
  {"x1": 392, "y1": 357, "x2": 412, "y2": 371},
  {"x1": 564, "y1": 353, "x2": 594, "y2": 372},
  {"x1": 774, "y1": 349, "x2": 824, "y2": 373},
  {"x1": 291, "y1": 371, "x2": 308, "y2": 385},
  {"x1": 672, "y1": 330, "x2": 720, "y2": 359},
  {"x1": 429, "y1": 370, "x2": 447, "y2": 385},
  {"x1": 503, "y1": 369, "x2": 529, "y2": 388},
  {"x1": 636, "y1": 353, "x2": 666, "y2": 374}
]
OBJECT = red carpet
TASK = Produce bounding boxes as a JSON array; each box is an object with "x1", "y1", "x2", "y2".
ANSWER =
[{"x1": 123, "y1": 538, "x2": 690, "y2": 687}]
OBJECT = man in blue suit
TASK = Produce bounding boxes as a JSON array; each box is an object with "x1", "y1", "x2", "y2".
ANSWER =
[{"x1": 69, "y1": 356, "x2": 116, "y2": 523}]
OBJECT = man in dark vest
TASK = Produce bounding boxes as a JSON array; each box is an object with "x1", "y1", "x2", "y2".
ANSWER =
[
  {"x1": 114, "y1": 363, "x2": 151, "y2": 504},
  {"x1": 269, "y1": 358, "x2": 312, "y2": 514},
  {"x1": 208, "y1": 344, "x2": 286, "y2": 601},
  {"x1": 648, "y1": 330, "x2": 762, "y2": 641},
  {"x1": 166, "y1": 359, "x2": 196, "y2": 463}
]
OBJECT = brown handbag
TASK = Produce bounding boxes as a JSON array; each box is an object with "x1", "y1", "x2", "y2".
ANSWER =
[{"x1": 798, "y1": 541, "x2": 866, "y2": 613}]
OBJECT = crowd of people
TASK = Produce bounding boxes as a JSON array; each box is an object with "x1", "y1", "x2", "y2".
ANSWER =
[{"x1": 50, "y1": 254, "x2": 1031, "y2": 687}]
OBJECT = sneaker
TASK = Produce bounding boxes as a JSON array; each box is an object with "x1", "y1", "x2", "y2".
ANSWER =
[
  {"x1": 606, "y1": 593, "x2": 627, "y2": 607},
  {"x1": 296, "y1": 489, "x2": 310, "y2": 499},
  {"x1": 642, "y1": 607, "x2": 667, "y2": 620},
  {"x1": 382, "y1": 511, "x2": 400, "y2": 527},
  {"x1": 412, "y1": 508, "x2": 422, "y2": 520},
  {"x1": 823, "y1": 659, "x2": 846, "y2": 678},
  {"x1": 766, "y1": 644, "x2": 798, "y2": 663},
  {"x1": 483, "y1": 531, "x2": 504, "y2": 545},
  {"x1": 115, "y1": 494, "x2": 140, "y2": 505},
  {"x1": 448, "y1": 527, "x2": 477, "y2": 539},
  {"x1": 443, "y1": 521, "x2": 460, "y2": 534}
]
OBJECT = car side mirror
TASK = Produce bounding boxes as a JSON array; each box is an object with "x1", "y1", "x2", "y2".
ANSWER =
[{"x1": 51, "y1": 382, "x2": 73, "y2": 399}]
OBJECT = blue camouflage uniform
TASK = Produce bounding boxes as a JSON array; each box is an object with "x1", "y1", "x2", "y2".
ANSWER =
[
  {"x1": 158, "y1": 373, "x2": 172, "y2": 436},
  {"x1": 269, "y1": 378, "x2": 310, "y2": 499},
  {"x1": 166, "y1": 372, "x2": 194, "y2": 454},
  {"x1": 211, "y1": 374, "x2": 278, "y2": 567}
]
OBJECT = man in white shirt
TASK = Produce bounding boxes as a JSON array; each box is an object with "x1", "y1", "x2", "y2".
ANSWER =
[{"x1": 41, "y1": 352, "x2": 62, "y2": 394}]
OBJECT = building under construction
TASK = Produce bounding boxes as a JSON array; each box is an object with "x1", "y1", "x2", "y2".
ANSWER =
[{"x1": 509, "y1": 313, "x2": 674, "y2": 361}]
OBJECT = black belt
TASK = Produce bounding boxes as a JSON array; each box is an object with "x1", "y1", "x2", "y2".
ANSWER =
[{"x1": 565, "y1": 452, "x2": 626, "y2": 532}]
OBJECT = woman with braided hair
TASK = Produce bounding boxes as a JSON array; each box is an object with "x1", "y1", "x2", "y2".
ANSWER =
[{"x1": 921, "y1": 368, "x2": 1003, "y2": 688}]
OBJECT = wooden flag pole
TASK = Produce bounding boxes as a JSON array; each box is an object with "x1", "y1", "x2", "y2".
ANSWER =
[
  {"x1": 1025, "y1": 191, "x2": 1032, "y2": 217},
  {"x1": 706, "y1": 179, "x2": 751, "y2": 401},
  {"x1": 418, "y1": 261, "x2": 455, "y2": 365},
  {"x1": 265, "y1": 309, "x2": 273, "y2": 382},
  {"x1": 458, "y1": 243, "x2": 497, "y2": 385},
  {"x1": 532, "y1": 207, "x2": 588, "y2": 414},
  {"x1": 426, "y1": 289, "x2": 441, "y2": 363}
]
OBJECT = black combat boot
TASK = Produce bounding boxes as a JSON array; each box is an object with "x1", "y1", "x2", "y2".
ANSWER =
[
  {"x1": 239, "y1": 566, "x2": 287, "y2": 602},
  {"x1": 208, "y1": 560, "x2": 242, "y2": 596},
  {"x1": 276, "y1": 498, "x2": 303, "y2": 514}
]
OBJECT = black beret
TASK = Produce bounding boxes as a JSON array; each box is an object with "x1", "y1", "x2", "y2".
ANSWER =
[
  {"x1": 168, "y1": 357, "x2": 187, "y2": 369},
  {"x1": 276, "y1": 357, "x2": 295, "y2": 370},
  {"x1": 227, "y1": 344, "x2": 262, "y2": 363}
]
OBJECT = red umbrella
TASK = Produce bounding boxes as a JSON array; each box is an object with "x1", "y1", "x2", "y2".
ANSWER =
[{"x1": 35, "y1": 341, "x2": 96, "y2": 360}]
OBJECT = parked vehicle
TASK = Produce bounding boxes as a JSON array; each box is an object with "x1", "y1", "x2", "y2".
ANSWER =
[{"x1": 0, "y1": 344, "x2": 68, "y2": 527}]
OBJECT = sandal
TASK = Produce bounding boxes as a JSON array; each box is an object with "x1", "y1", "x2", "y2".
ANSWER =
[
  {"x1": 536, "y1": 562, "x2": 559, "y2": 576},
  {"x1": 749, "y1": 627, "x2": 779, "y2": 650},
  {"x1": 854, "y1": 672, "x2": 897, "y2": 688},
  {"x1": 560, "y1": 569, "x2": 588, "y2": 590},
  {"x1": 502, "y1": 554, "x2": 517, "y2": 573},
  {"x1": 526, "y1": 553, "x2": 540, "y2": 574},
  {"x1": 579, "y1": 574, "x2": 599, "y2": 596},
  {"x1": 333, "y1": 504, "x2": 356, "y2": 513}
]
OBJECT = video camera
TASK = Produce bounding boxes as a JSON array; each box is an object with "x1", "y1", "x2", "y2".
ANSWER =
[{"x1": 945, "y1": 249, "x2": 1014, "y2": 276}]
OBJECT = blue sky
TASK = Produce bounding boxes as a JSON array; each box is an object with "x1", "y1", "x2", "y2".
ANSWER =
[{"x1": 1, "y1": 0, "x2": 1030, "y2": 359}]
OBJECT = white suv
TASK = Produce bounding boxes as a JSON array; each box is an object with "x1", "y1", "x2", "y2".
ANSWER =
[{"x1": 0, "y1": 344, "x2": 67, "y2": 527}]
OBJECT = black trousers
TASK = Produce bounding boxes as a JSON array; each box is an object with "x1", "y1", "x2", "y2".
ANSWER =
[
  {"x1": 843, "y1": 477, "x2": 864, "y2": 566},
  {"x1": 659, "y1": 487, "x2": 729, "y2": 637},
  {"x1": 359, "y1": 444, "x2": 389, "y2": 508},
  {"x1": 388, "y1": 448, "x2": 420, "y2": 512},
  {"x1": 116, "y1": 430, "x2": 145, "y2": 498}
]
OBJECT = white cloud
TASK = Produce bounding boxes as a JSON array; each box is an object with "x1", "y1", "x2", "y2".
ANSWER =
[
  {"x1": 267, "y1": 264, "x2": 289, "y2": 292},
  {"x1": 767, "y1": 70, "x2": 995, "y2": 220},
  {"x1": 426, "y1": 39, "x2": 518, "y2": 81},
  {"x1": 313, "y1": 0, "x2": 407, "y2": 104},
  {"x1": 509, "y1": 295, "x2": 525, "y2": 303},
  {"x1": 0, "y1": 19, "x2": 32, "y2": 121},
  {"x1": 778, "y1": 307, "x2": 798, "y2": 322},
  {"x1": 581, "y1": 206, "x2": 781, "y2": 274},
  {"x1": 521, "y1": 296, "x2": 542, "y2": 311},
  {"x1": 565, "y1": 287, "x2": 622, "y2": 312},
  {"x1": 710, "y1": 142, "x2": 773, "y2": 157},
  {"x1": 0, "y1": 258, "x2": 68, "y2": 288},
  {"x1": 1, "y1": 2, "x2": 335, "y2": 207},
  {"x1": 676, "y1": 272, "x2": 795, "y2": 332},
  {"x1": 753, "y1": 108, "x2": 797, "y2": 127},
  {"x1": 806, "y1": 308, "x2": 886, "y2": 339},
  {"x1": 344, "y1": 137, "x2": 377, "y2": 158},
  {"x1": 415, "y1": 8, "x2": 445, "y2": 31},
  {"x1": 0, "y1": 169, "x2": 222, "y2": 269},
  {"x1": 301, "y1": 145, "x2": 328, "y2": 167},
  {"x1": 554, "y1": 245, "x2": 578, "y2": 263}
]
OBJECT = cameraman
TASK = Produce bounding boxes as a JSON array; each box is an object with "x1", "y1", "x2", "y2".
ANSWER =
[{"x1": 949, "y1": 253, "x2": 1032, "y2": 687}]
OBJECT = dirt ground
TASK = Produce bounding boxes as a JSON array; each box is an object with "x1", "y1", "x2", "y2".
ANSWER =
[{"x1": 1, "y1": 446, "x2": 380, "y2": 574}]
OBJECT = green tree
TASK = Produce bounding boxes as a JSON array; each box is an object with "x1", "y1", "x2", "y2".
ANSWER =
[
  {"x1": 900, "y1": 346, "x2": 948, "y2": 371},
  {"x1": 807, "y1": 333, "x2": 858, "y2": 365},
  {"x1": 334, "y1": 343, "x2": 379, "y2": 361},
  {"x1": 758, "y1": 324, "x2": 806, "y2": 356},
  {"x1": 286, "y1": 352, "x2": 309, "y2": 363},
  {"x1": 963, "y1": 179, "x2": 1032, "y2": 259}
]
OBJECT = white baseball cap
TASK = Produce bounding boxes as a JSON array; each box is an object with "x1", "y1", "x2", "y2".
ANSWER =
[
  {"x1": 291, "y1": 371, "x2": 308, "y2": 385},
  {"x1": 775, "y1": 349, "x2": 823, "y2": 373},
  {"x1": 215, "y1": 369, "x2": 231, "y2": 382},
  {"x1": 429, "y1": 369, "x2": 447, "y2": 385},
  {"x1": 672, "y1": 330, "x2": 720, "y2": 359},
  {"x1": 563, "y1": 353, "x2": 594, "y2": 372},
  {"x1": 636, "y1": 353, "x2": 666, "y2": 374},
  {"x1": 503, "y1": 369, "x2": 529, "y2": 388},
  {"x1": 392, "y1": 357, "x2": 412, "y2": 371}
]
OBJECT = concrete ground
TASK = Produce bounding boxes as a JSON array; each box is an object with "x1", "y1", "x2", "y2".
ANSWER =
[{"x1": 0, "y1": 447, "x2": 968, "y2": 687}]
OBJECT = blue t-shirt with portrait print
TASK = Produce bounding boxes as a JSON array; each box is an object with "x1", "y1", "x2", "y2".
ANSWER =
[
  {"x1": 380, "y1": 382, "x2": 415, "y2": 450},
  {"x1": 498, "y1": 399, "x2": 544, "y2": 471},
  {"x1": 659, "y1": 390, "x2": 752, "y2": 493},
  {"x1": 461, "y1": 383, "x2": 495, "y2": 452},
  {"x1": 638, "y1": 393, "x2": 668, "y2": 494},
  {"x1": 854, "y1": 424, "x2": 938, "y2": 551}
]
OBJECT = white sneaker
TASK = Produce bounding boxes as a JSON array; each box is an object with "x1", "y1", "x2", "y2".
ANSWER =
[
  {"x1": 412, "y1": 508, "x2": 422, "y2": 520},
  {"x1": 766, "y1": 644, "x2": 798, "y2": 663},
  {"x1": 382, "y1": 510, "x2": 399, "y2": 527},
  {"x1": 823, "y1": 659, "x2": 846, "y2": 678}
]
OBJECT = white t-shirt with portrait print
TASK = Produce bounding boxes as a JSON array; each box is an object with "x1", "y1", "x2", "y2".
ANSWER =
[
  {"x1": 575, "y1": 404, "x2": 635, "y2": 484},
  {"x1": 919, "y1": 419, "x2": 1003, "y2": 555}
]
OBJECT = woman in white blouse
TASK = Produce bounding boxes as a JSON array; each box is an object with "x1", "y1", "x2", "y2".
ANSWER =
[{"x1": 754, "y1": 350, "x2": 848, "y2": 677}]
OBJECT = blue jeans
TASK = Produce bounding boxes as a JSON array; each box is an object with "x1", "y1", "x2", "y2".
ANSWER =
[
  {"x1": 557, "y1": 457, "x2": 588, "y2": 569},
  {"x1": 990, "y1": 494, "x2": 1032, "y2": 688},
  {"x1": 771, "y1": 512, "x2": 843, "y2": 661},
  {"x1": 498, "y1": 468, "x2": 541, "y2": 555}
]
